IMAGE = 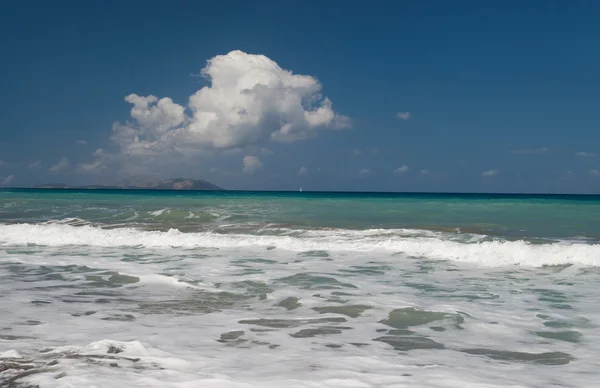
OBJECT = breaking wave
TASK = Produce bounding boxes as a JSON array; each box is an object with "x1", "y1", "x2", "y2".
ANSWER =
[{"x1": 0, "y1": 223, "x2": 598, "y2": 267}]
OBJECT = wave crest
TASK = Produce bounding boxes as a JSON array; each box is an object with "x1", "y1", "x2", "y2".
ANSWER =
[{"x1": 0, "y1": 223, "x2": 598, "y2": 267}]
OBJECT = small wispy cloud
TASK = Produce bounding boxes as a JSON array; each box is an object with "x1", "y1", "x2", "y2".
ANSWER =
[
  {"x1": 242, "y1": 155, "x2": 262, "y2": 174},
  {"x1": 396, "y1": 112, "x2": 411, "y2": 120},
  {"x1": 76, "y1": 160, "x2": 104, "y2": 173},
  {"x1": 590, "y1": 169, "x2": 600, "y2": 176},
  {"x1": 576, "y1": 151, "x2": 596, "y2": 158},
  {"x1": 394, "y1": 165, "x2": 409, "y2": 174},
  {"x1": 510, "y1": 147, "x2": 549, "y2": 155},
  {"x1": 358, "y1": 168, "x2": 370, "y2": 176},
  {"x1": 29, "y1": 160, "x2": 42, "y2": 169},
  {"x1": 297, "y1": 166, "x2": 309, "y2": 177},
  {"x1": 0, "y1": 160, "x2": 4, "y2": 167},
  {"x1": 1, "y1": 175, "x2": 14, "y2": 186},
  {"x1": 76, "y1": 140, "x2": 88, "y2": 145},
  {"x1": 49, "y1": 157, "x2": 69, "y2": 172},
  {"x1": 352, "y1": 149, "x2": 362, "y2": 155},
  {"x1": 482, "y1": 169, "x2": 500, "y2": 177}
]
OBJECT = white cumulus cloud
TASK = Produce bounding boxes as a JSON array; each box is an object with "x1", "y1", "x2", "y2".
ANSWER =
[
  {"x1": 298, "y1": 166, "x2": 309, "y2": 176},
  {"x1": 394, "y1": 165, "x2": 409, "y2": 174},
  {"x1": 396, "y1": 112, "x2": 411, "y2": 120},
  {"x1": 29, "y1": 160, "x2": 42, "y2": 169},
  {"x1": 49, "y1": 157, "x2": 69, "y2": 172},
  {"x1": 242, "y1": 155, "x2": 263, "y2": 173},
  {"x1": 482, "y1": 169, "x2": 499, "y2": 177},
  {"x1": 95, "y1": 50, "x2": 349, "y2": 176},
  {"x1": 1, "y1": 175, "x2": 13, "y2": 186},
  {"x1": 590, "y1": 169, "x2": 600, "y2": 176}
]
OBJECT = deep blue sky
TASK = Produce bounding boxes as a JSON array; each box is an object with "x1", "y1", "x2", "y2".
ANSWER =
[{"x1": 1, "y1": 0, "x2": 599, "y2": 193}]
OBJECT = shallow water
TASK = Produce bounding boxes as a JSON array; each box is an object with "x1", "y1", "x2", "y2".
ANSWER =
[{"x1": 1, "y1": 190, "x2": 599, "y2": 387}]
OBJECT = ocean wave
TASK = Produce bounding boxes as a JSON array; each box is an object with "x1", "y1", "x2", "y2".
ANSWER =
[
  {"x1": 0, "y1": 223, "x2": 598, "y2": 267},
  {"x1": 43, "y1": 217, "x2": 93, "y2": 227}
]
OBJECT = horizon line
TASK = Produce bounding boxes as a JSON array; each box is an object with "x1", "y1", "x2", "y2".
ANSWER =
[{"x1": 2, "y1": 187, "x2": 600, "y2": 196}]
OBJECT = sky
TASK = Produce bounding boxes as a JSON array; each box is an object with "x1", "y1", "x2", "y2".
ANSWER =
[{"x1": 1, "y1": 0, "x2": 599, "y2": 193}]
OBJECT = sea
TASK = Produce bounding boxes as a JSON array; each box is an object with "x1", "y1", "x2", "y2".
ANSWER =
[{"x1": 1, "y1": 189, "x2": 599, "y2": 388}]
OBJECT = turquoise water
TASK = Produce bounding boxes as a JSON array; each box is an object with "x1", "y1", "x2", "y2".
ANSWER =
[
  {"x1": 1, "y1": 189, "x2": 599, "y2": 387},
  {"x1": 2, "y1": 189, "x2": 600, "y2": 239}
]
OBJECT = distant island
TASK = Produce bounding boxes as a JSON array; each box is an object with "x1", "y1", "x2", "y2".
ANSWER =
[{"x1": 32, "y1": 178, "x2": 224, "y2": 191}]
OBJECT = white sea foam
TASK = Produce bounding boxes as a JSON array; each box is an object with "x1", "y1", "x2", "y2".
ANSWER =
[
  {"x1": 0, "y1": 350, "x2": 22, "y2": 359},
  {"x1": 6, "y1": 334, "x2": 597, "y2": 388},
  {"x1": 124, "y1": 211, "x2": 139, "y2": 221},
  {"x1": 136, "y1": 274, "x2": 205, "y2": 290},
  {"x1": 1, "y1": 225, "x2": 599, "y2": 388},
  {"x1": 0, "y1": 223, "x2": 598, "y2": 267},
  {"x1": 149, "y1": 208, "x2": 168, "y2": 216}
]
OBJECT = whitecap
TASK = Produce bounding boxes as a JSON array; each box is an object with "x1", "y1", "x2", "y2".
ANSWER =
[{"x1": 0, "y1": 223, "x2": 599, "y2": 267}]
